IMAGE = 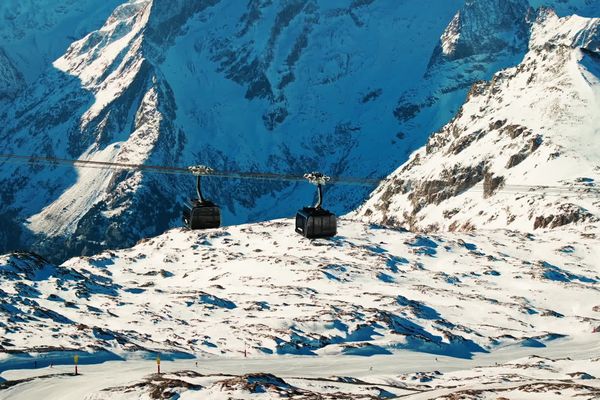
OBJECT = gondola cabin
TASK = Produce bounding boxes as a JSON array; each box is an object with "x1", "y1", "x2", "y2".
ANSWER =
[
  {"x1": 183, "y1": 165, "x2": 221, "y2": 230},
  {"x1": 183, "y1": 199, "x2": 221, "y2": 230},
  {"x1": 295, "y1": 172, "x2": 337, "y2": 239},
  {"x1": 295, "y1": 207, "x2": 337, "y2": 238}
]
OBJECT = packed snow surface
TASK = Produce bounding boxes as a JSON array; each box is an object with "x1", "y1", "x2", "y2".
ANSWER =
[{"x1": 1, "y1": 347, "x2": 599, "y2": 399}]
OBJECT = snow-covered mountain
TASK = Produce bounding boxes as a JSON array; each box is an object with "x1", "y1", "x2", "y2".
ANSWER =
[
  {"x1": 1, "y1": 0, "x2": 598, "y2": 261},
  {"x1": 531, "y1": 0, "x2": 600, "y2": 17},
  {"x1": 357, "y1": 9, "x2": 600, "y2": 234},
  {"x1": 1, "y1": 220, "x2": 598, "y2": 359},
  {"x1": 1, "y1": 2, "x2": 599, "y2": 398},
  {"x1": 0, "y1": 0, "x2": 123, "y2": 86}
]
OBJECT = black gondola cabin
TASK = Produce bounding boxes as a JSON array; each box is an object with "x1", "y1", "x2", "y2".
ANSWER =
[
  {"x1": 295, "y1": 207, "x2": 337, "y2": 238},
  {"x1": 295, "y1": 172, "x2": 337, "y2": 239},
  {"x1": 183, "y1": 199, "x2": 221, "y2": 230}
]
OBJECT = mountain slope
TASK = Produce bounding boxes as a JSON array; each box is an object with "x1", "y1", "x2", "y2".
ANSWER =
[
  {"x1": 0, "y1": 0, "x2": 124, "y2": 86},
  {"x1": 532, "y1": 0, "x2": 600, "y2": 17},
  {"x1": 1, "y1": 219, "x2": 598, "y2": 362},
  {"x1": 356, "y1": 9, "x2": 600, "y2": 233},
  {"x1": 0, "y1": 49, "x2": 23, "y2": 100}
]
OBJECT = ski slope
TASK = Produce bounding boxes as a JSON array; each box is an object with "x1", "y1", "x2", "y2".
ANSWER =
[{"x1": 0, "y1": 342, "x2": 599, "y2": 399}]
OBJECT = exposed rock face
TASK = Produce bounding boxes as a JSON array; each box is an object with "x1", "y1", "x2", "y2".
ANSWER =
[
  {"x1": 408, "y1": 163, "x2": 487, "y2": 214},
  {"x1": 533, "y1": 204, "x2": 595, "y2": 229},
  {"x1": 390, "y1": 0, "x2": 537, "y2": 183},
  {"x1": 483, "y1": 172, "x2": 505, "y2": 198},
  {"x1": 430, "y1": 0, "x2": 530, "y2": 65},
  {"x1": 356, "y1": 10, "x2": 600, "y2": 233},
  {"x1": 0, "y1": 49, "x2": 23, "y2": 99}
]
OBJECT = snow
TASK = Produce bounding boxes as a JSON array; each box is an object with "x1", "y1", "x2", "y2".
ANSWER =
[
  {"x1": 0, "y1": 4, "x2": 599, "y2": 397},
  {"x1": 0, "y1": 0, "x2": 124, "y2": 84},
  {"x1": 27, "y1": 143, "x2": 122, "y2": 236},
  {"x1": 0, "y1": 305, "x2": 598, "y2": 399},
  {"x1": 440, "y1": 13, "x2": 462, "y2": 56},
  {"x1": 2, "y1": 0, "x2": 470, "y2": 258},
  {"x1": 53, "y1": 0, "x2": 151, "y2": 126},
  {"x1": 2, "y1": 0, "x2": 600, "y2": 260},
  {"x1": 1, "y1": 218, "x2": 599, "y2": 397}
]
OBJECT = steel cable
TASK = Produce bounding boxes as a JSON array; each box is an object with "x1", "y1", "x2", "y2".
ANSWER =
[{"x1": 0, "y1": 153, "x2": 598, "y2": 197}]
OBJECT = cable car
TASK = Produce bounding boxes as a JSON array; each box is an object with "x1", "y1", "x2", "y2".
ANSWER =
[
  {"x1": 295, "y1": 172, "x2": 337, "y2": 238},
  {"x1": 182, "y1": 165, "x2": 221, "y2": 230}
]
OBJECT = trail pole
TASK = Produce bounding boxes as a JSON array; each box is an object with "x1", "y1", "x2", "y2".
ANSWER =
[
  {"x1": 157, "y1": 355, "x2": 161, "y2": 374},
  {"x1": 74, "y1": 355, "x2": 79, "y2": 375}
]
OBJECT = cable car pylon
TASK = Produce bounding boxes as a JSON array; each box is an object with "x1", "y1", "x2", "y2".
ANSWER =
[
  {"x1": 295, "y1": 172, "x2": 337, "y2": 239},
  {"x1": 182, "y1": 165, "x2": 221, "y2": 230}
]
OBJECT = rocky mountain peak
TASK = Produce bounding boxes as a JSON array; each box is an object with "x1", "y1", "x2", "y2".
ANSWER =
[
  {"x1": 356, "y1": 11, "x2": 600, "y2": 234},
  {"x1": 530, "y1": 6, "x2": 600, "y2": 50},
  {"x1": 430, "y1": 0, "x2": 530, "y2": 67}
]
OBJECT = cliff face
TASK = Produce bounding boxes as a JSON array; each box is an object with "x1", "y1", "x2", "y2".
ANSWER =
[
  {"x1": 431, "y1": 0, "x2": 530, "y2": 64},
  {"x1": 356, "y1": 10, "x2": 600, "y2": 234},
  {"x1": 0, "y1": 48, "x2": 23, "y2": 99}
]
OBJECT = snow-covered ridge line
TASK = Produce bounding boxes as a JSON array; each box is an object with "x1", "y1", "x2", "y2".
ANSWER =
[{"x1": 531, "y1": 7, "x2": 600, "y2": 49}]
